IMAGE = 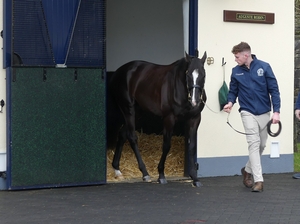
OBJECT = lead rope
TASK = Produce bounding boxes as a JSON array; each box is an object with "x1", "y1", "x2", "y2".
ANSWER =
[
  {"x1": 201, "y1": 99, "x2": 255, "y2": 135},
  {"x1": 200, "y1": 98, "x2": 219, "y2": 114},
  {"x1": 226, "y1": 113, "x2": 255, "y2": 135},
  {"x1": 227, "y1": 113, "x2": 282, "y2": 137},
  {"x1": 200, "y1": 98, "x2": 257, "y2": 135},
  {"x1": 198, "y1": 81, "x2": 282, "y2": 137}
]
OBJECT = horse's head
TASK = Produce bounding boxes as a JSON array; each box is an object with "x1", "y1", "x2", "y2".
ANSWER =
[{"x1": 185, "y1": 51, "x2": 207, "y2": 107}]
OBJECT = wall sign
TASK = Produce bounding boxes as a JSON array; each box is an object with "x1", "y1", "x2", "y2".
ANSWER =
[{"x1": 223, "y1": 10, "x2": 274, "y2": 24}]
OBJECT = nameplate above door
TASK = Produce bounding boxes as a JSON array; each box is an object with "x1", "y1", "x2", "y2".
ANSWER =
[{"x1": 223, "y1": 10, "x2": 275, "y2": 24}]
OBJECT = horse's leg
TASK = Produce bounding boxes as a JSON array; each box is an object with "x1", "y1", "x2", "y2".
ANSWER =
[
  {"x1": 157, "y1": 115, "x2": 175, "y2": 184},
  {"x1": 122, "y1": 106, "x2": 151, "y2": 182},
  {"x1": 185, "y1": 115, "x2": 202, "y2": 187},
  {"x1": 112, "y1": 125, "x2": 127, "y2": 179}
]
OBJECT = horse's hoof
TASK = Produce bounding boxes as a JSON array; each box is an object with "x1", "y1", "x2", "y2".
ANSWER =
[
  {"x1": 158, "y1": 178, "x2": 168, "y2": 184},
  {"x1": 114, "y1": 170, "x2": 124, "y2": 180},
  {"x1": 143, "y1": 175, "x2": 152, "y2": 182},
  {"x1": 114, "y1": 175, "x2": 124, "y2": 180},
  {"x1": 192, "y1": 181, "x2": 203, "y2": 187}
]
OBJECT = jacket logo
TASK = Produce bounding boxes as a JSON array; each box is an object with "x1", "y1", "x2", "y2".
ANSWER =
[
  {"x1": 236, "y1": 73, "x2": 244, "y2": 76},
  {"x1": 257, "y1": 68, "x2": 264, "y2": 76}
]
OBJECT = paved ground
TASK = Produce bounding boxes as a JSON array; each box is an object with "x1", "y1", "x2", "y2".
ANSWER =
[{"x1": 1, "y1": 173, "x2": 300, "y2": 224}]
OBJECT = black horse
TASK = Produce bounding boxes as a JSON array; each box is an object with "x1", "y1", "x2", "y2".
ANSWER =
[{"x1": 109, "y1": 51, "x2": 207, "y2": 187}]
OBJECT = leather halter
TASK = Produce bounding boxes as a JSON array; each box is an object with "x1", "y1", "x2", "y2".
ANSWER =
[
  {"x1": 188, "y1": 84, "x2": 201, "y2": 91},
  {"x1": 185, "y1": 68, "x2": 204, "y2": 104},
  {"x1": 187, "y1": 85, "x2": 204, "y2": 105}
]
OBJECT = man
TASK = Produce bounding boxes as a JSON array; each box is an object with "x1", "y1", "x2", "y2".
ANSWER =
[{"x1": 223, "y1": 42, "x2": 281, "y2": 192}]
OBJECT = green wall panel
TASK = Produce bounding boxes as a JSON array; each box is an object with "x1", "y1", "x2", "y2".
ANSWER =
[{"x1": 9, "y1": 68, "x2": 106, "y2": 189}]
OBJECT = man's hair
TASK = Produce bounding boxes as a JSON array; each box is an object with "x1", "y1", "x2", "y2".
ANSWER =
[{"x1": 231, "y1": 42, "x2": 251, "y2": 54}]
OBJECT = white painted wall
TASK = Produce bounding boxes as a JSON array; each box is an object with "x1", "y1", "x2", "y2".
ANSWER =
[
  {"x1": 0, "y1": 2, "x2": 7, "y2": 172},
  {"x1": 197, "y1": 1, "x2": 294, "y2": 161}
]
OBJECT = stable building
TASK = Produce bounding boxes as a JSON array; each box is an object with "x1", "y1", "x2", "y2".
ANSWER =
[{"x1": 0, "y1": 0, "x2": 294, "y2": 190}]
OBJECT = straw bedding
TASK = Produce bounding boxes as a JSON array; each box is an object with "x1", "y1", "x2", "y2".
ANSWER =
[{"x1": 107, "y1": 132, "x2": 185, "y2": 182}]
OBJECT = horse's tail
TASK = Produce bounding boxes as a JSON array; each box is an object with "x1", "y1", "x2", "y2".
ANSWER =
[{"x1": 106, "y1": 72, "x2": 125, "y2": 149}]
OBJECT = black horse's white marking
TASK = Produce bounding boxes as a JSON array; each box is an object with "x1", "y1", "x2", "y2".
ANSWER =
[{"x1": 109, "y1": 52, "x2": 207, "y2": 187}]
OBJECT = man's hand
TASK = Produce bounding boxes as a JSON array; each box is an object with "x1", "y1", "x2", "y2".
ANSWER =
[
  {"x1": 272, "y1": 112, "x2": 280, "y2": 124},
  {"x1": 223, "y1": 102, "x2": 233, "y2": 113},
  {"x1": 295, "y1": 109, "x2": 300, "y2": 120}
]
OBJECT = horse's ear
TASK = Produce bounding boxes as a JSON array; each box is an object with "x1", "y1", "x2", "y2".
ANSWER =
[
  {"x1": 195, "y1": 49, "x2": 199, "y2": 58},
  {"x1": 201, "y1": 51, "x2": 207, "y2": 62},
  {"x1": 185, "y1": 51, "x2": 192, "y2": 62}
]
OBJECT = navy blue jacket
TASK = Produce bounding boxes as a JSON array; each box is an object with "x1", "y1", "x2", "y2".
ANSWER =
[
  {"x1": 227, "y1": 55, "x2": 280, "y2": 115},
  {"x1": 296, "y1": 93, "x2": 300, "y2": 109}
]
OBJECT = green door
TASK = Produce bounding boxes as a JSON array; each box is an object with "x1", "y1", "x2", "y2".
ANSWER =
[{"x1": 7, "y1": 68, "x2": 106, "y2": 190}]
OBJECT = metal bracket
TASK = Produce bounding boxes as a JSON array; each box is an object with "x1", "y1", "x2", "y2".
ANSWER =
[
  {"x1": 0, "y1": 100, "x2": 5, "y2": 113},
  {"x1": 207, "y1": 57, "x2": 214, "y2": 65},
  {"x1": 43, "y1": 68, "x2": 47, "y2": 82},
  {"x1": 74, "y1": 69, "x2": 78, "y2": 81},
  {"x1": 0, "y1": 171, "x2": 6, "y2": 179}
]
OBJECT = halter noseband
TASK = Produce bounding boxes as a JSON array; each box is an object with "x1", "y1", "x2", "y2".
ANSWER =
[
  {"x1": 186, "y1": 72, "x2": 204, "y2": 105},
  {"x1": 186, "y1": 69, "x2": 203, "y2": 91},
  {"x1": 188, "y1": 84, "x2": 201, "y2": 91}
]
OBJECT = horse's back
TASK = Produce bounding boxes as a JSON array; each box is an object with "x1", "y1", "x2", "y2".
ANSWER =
[
  {"x1": 110, "y1": 60, "x2": 176, "y2": 115},
  {"x1": 111, "y1": 60, "x2": 171, "y2": 84},
  {"x1": 110, "y1": 61, "x2": 150, "y2": 92}
]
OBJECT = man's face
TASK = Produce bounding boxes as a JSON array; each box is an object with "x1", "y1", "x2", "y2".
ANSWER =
[{"x1": 234, "y1": 52, "x2": 248, "y2": 66}]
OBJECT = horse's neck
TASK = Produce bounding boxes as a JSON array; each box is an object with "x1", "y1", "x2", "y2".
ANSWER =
[
  {"x1": 172, "y1": 62, "x2": 189, "y2": 106},
  {"x1": 173, "y1": 59, "x2": 189, "y2": 91}
]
